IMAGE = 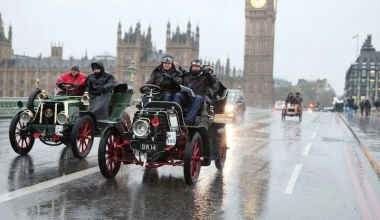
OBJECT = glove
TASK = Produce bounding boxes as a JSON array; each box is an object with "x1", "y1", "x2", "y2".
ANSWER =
[
  {"x1": 73, "y1": 83, "x2": 79, "y2": 88},
  {"x1": 202, "y1": 69, "x2": 212, "y2": 77},
  {"x1": 99, "y1": 87, "x2": 107, "y2": 94},
  {"x1": 162, "y1": 73, "x2": 173, "y2": 80},
  {"x1": 91, "y1": 90, "x2": 101, "y2": 96}
]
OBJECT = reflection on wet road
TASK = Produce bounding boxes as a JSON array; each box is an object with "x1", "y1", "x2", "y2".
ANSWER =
[{"x1": 0, "y1": 109, "x2": 380, "y2": 219}]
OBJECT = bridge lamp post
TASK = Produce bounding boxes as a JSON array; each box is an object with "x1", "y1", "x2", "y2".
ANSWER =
[{"x1": 128, "y1": 61, "x2": 137, "y2": 84}]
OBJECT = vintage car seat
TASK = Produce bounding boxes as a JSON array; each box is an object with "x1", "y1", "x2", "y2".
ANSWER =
[{"x1": 108, "y1": 82, "x2": 133, "y2": 118}]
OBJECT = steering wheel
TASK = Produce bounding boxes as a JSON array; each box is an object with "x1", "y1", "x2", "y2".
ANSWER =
[
  {"x1": 139, "y1": 84, "x2": 163, "y2": 95},
  {"x1": 57, "y1": 82, "x2": 76, "y2": 91}
]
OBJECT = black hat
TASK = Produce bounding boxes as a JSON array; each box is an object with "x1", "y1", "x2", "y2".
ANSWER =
[{"x1": 70, "y1": 65, "x2": 80, "y2": 72}]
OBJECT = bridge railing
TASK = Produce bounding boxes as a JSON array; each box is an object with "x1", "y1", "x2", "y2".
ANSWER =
[{"x1": 0, "y1": 98, "x2": 28, "y2": 118}]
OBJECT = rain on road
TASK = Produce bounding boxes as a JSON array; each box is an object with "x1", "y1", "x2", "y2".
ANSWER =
[{"x1": 0, "y1": 108, "x2": 380, "y2": 219}]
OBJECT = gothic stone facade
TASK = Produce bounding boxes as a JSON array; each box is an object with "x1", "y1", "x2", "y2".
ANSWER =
[
  {"x1": 116, "y1": 21, "x2": 200, "y2": 91},
  {"x1": 243, "y1": 0, "x2": 277, "y2": 108}
]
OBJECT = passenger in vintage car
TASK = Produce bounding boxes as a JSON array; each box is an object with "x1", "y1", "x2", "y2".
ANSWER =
[
  {"x1": 173, "y1": 58, "x2": 217, "y2": 126},
  {"x1": 85, "y1": 60, "x2": 117, "y2": 120}
]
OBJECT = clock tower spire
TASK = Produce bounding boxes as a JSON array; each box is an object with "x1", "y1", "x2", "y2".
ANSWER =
[{"x1": 243, "y1": 0, "x2": 277, "y2": 108}]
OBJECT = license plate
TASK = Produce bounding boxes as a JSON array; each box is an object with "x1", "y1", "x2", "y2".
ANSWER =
[
  {"x1": 140, "y1": 143, "x2": 158, "y2": 151},
  {"x1": 55, "y1": 125, "x2": 63, "y2": 134},
  {"x1": 166, "y1": 132, "x2": 176, "y2": 145}
]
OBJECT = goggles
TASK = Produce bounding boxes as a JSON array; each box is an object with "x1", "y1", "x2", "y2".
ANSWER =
[
  {"x1": 162, "y1": 57, "x2": 174, "y2": 63},
  {"x1": 191, "y1": 61, "x2": 201, "y2": 66}
]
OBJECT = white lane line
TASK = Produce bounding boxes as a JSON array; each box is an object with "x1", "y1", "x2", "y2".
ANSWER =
[
  {"x1": 0, "y1": 167, "x2": 99, "y2": 203},
  {"x1": 311, "y1": 132, "x2": 316, "y2": 139},
  {"x1": 285, "y1": 164, "x2": 303, "y2": 194},
  {"x1": 303, "y1": 143, "x2": 312, "y2": 156}
]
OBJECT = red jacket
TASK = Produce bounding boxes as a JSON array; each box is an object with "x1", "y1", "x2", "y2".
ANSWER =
[{"x1": 56, "y1": 72, "x2": 87, "y2": 95}]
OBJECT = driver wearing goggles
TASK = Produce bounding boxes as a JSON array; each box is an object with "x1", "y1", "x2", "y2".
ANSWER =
[{"x1": 141, "y1": 54, "x2": 183, "y2": 106}]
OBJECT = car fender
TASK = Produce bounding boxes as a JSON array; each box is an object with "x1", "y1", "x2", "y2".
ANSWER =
[
  {"x1": 209, "y1": 122, "x2": 226, "y2": 159},
  {"x1": 78, "y1": 111, "x2": 98, "y2": 127},
  {"x1": 187, "y1": 127, "x2": 211, "y2": 166}
]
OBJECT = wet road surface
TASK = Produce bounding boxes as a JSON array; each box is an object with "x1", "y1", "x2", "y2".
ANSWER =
[{"x1": 0, "y1": 109, "x2": 380, "y2": 219}]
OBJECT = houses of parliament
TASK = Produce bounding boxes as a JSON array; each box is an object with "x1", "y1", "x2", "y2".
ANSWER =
[
  {"x1": 1, "y1": 0, "x2": 276, "y2": 107},
  {"x1": 0, "y1": 14, "x2": 242, "y2": 100}
]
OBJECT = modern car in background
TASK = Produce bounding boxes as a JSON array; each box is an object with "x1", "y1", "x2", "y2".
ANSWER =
[
  {"x1": 275, "y1": 101, "x2": 285, "y2": 110},
  {"x1": 223, "y1": 89, "x2": 246, "y2": 122}
]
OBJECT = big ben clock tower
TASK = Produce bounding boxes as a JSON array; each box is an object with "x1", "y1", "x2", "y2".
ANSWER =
[{"x1": 243, "y1": 0, "x2": 277, "y2": 108}]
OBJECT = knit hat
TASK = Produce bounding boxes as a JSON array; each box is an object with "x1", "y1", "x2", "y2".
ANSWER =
[{"x1": 70, "y1": 65, "x2": 80, "y2": 72}]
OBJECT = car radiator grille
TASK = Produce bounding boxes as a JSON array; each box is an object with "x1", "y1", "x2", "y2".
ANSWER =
[
  {"x1": 34, "y1": 102, "x2": 64, "y2": 125},
  {"x1": 134, "y1": 112, "x2": 170, "y2": 133}
]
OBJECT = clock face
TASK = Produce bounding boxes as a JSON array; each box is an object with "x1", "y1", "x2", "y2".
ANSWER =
[{"x1": 250, "y1": 0, "x2": 267, "y2": 8}]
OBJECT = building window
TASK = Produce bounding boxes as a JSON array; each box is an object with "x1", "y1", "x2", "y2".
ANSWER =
[
  {"x1": 352, "y1": 79, "x2": 358, "y2": 86},
  {"x1": 20, "y1": 80, "x2": 25, "y2": 85},
  {"x1": 361, "y1": 70, "x2": 367, "y2": 77},
  {"x1": 351, "y1": 70, "x2": 357, "y2": 77},
  {"x1": 370, "y1": 70, "x2": 375, "y2": 78},
  {"x1": 19, "y1": 91, "x2": 24, "y2": 97},
  {"x1": 361, "y1": 78, "x2": 366, "y2": 86},
  {"x1": 10, "y1": 80, "x2": 14, "y2": 85}
]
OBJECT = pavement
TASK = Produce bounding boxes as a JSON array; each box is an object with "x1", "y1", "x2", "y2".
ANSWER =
[{"x1": 339, "y1": 112, "x2": 380, "y2": 176}]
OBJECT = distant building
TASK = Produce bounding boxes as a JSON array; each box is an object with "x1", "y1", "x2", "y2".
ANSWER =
[
  {"x1": 274, "y1": 78, "x2": 292, "y2": 87},
  {"x1": 344, "y1": 35, "x2": 380, "y2": 103},
  {"x1": 297, "y1": 78, "x2": 332, "y2": 91},
  {"x1": 0, "y1": 13, "x2": 242, "y2": 98}
]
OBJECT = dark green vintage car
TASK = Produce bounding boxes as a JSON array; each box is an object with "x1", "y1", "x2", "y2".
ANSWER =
[{"x1": 9, "y1": 81, "x2": 133, "y2": 159}]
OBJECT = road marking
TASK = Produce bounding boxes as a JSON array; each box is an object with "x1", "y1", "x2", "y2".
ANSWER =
[
  {"x1": 285, "y1": 164, "x2": 303, "y2": 194},
  {"x1": 311, "y1": 132, "x2": 316, "y2": 139},
  {"x1": 343, "y1": 145, "x2": 372, "y2": 219},
  {"x1": 0, "y1": 167, "x2": 99, "y2": 204},
  {"x1": 303, "y1": 143, "x2": 312, "y2": 156}
]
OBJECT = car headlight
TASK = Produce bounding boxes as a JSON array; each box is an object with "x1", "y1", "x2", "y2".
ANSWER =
[
  {"x1": 20, "y1": 110, "x2": 34, "y2": 123},
  {"x1": 225, "y1": 104, "x2": 235, "y2": 112},
  {"x1": 57, "y1": 112, "x2": 69, "y2": 124},
  {"x1": 132, "y1": 120, "x2": 150, "y2": 137},
  {"x1": 81, "y1": 92, "x2": 90, "y2": 105}
]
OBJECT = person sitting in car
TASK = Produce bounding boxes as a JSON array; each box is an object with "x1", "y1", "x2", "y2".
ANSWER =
[
  {"x1": 173, "y1": 59, "x2": 217, "y2": 126},
  {"x1": 55, "y1": 65, "x2": 87, "y2": 96},
  {"x1": 141, "y1": 54, "x2": 183, "y2": 106},
  {"x1": 203, "y1": 63, "x2": 227, "y2": 100},
  {"x1": 84, "y1": 60, "x2": 117, "y2": 120},
  {"x1": 285, "y1": 93, "x2": 295, "y2": 106}
]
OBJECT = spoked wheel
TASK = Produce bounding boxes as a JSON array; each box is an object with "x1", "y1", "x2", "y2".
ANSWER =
[
  {"x1": 9, "y1": 112, "x2": 35, "y2": 155},
  {"x1": 27, "y1": 88, "x2": 42, "y2": 111},
  {"x1": 71, "y1": 115, "x2": 94, "y2": 159},
  {"x1": 215, "y1": 129, "x2": 227, "y2": 170},
  {"x1": 184, "y1": 132, "x2": 202, "y2": 186},
  {"x1": 98, "y1": 128, "x2": 122, "y2": 178}
]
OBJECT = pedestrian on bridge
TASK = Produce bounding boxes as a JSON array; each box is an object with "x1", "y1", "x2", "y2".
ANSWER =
[
  {"x1": 346, "y1": 96, "x2": 354, "y2": 118},
  {"x1": 374, "y1": 99, "x2": 380, "y2": 117}
]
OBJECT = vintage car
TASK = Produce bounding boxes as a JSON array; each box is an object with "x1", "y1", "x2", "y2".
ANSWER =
[
  {"x1": 282, "y1": 103, "x2": 302, "y2": 122},
  {"x1": 9, "y1": 80, "x2": 133, "y2": 159},
  {"x1": 98, "y1": 84, "x2": 228, "y2": 186}
]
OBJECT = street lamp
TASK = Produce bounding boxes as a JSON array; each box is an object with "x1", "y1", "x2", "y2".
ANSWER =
[{"x1": 128, "y1": 61, "x2": 137, "y2": 83}]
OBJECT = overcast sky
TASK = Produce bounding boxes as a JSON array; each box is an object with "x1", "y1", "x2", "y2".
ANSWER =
[{"x1": 1, "y1": 0, "x2": 379, "y2": 95}]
